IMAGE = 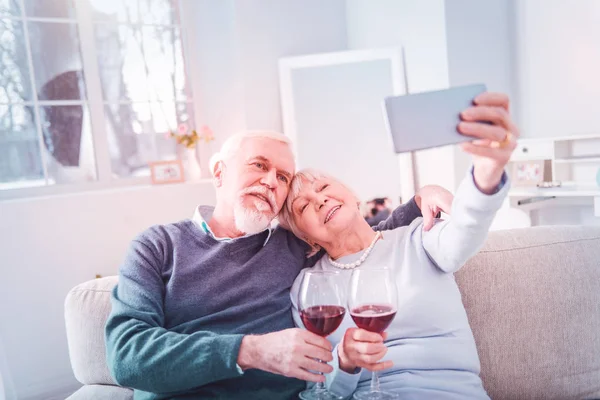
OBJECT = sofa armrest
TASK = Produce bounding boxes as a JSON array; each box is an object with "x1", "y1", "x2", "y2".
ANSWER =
[
  {"x1": 66, "y1": 384, "x2": 133, "y2": 400},
  {"x1": 64, "y1": 276, "x2": 119, "y2": 386}
]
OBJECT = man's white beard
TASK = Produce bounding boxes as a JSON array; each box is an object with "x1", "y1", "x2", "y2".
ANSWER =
[
  {"x1": 233, "y1": 190, "x2": 276, "y2": 235},
  {"x1": 233, "y1": 204, "x2": 272, "y2": 235}
]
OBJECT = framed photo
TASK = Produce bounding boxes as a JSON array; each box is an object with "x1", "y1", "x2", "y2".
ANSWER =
[
  {"x1": 279, "y1": 48, "x2": 413, "y2": 206},
  {"x1": 149, "y1": 160, "x2": 185, "y2": 184},
  {"x1": 512, "y1": 160, "x2": 547, "y2": 187}
]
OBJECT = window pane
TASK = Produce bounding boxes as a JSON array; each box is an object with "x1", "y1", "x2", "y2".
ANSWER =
[
  {"x1": 105, "y1": 102, "x2": 193, "y2": 177},
  {"x1": 89, "y1": 0, "x2": 176, "y2": 25},
  {"x1": 0, "y1": 0, "x2": 20, "y2": 16},
  {"x1": 0, "y1": 104, "x2": 44, "y2": 188},
  {"x1": 0, "y1": 19, "x2": 33, "y2": 103},
  {"x1": 95, "y1": 24, "x2": 189, "y2": 102},
  {"x1": 139, "y1": 0, "x2": 176, "y2": 25},
  {"x1": 40, "y1": 104, "x2": 98, "y2": 183},
  {"x1": 28, "y1": 21, "x2": 86, "y2": 101},
  {"x1": 23, "y1": 0, "x2": 75, "y2": 19},
  {"x1": 89, "y1": 0, "x2": 140, "y2": 23}
]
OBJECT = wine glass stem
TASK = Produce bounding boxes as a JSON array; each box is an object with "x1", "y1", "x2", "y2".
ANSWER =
[
  {"x1": 315, "y1": 359, "x2": 325, "y2": 391},
  {"x1": 370, "y1": 370, "x2": 380, "y2": 392},
  {"x1": 315, "y1": 379, "x2": 325, "y2": 391}
]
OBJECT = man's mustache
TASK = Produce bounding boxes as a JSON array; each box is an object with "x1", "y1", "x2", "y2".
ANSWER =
[{"x1": 240, "y1": 186, "x2": 276, "y2": 212}]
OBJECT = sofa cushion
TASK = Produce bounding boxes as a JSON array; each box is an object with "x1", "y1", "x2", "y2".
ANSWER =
[
  {"x1": 456, "y1": 226, "x2": 600, "y2": 400},
  {"x1": 66, "y1": 384, "x2": 133, "y2": 400},
  {"x1": 65, "y1": 276, "x2": 118, "y2": 386}
]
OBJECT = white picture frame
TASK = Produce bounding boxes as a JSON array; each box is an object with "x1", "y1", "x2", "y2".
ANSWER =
[
  {"x1": 279, "y1": 48, "x2": 416, "y2": 204},
  {"x1": 149, "y1": 160, "x2": 185, "y2": 185}
]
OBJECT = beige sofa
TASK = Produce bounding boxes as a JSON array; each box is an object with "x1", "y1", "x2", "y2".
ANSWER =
[{"x1": 64, "y1": 226, "x2": 600, "y2": 399}]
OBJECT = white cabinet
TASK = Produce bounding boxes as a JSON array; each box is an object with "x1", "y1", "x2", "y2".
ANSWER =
[
  {"x1": 512, "y1": 139, "x2": 553, "y2": 161},
  {"x1": 511, "y1": 134, "x2": 600, "y2": 186},
  {"x1": 508, "y1": 134, "x2": 600, "y2": 224}
]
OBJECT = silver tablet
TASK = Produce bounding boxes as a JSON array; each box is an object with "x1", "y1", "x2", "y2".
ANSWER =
[{"x1": 383, "y1": 84, "x2": 487, "y2": 153}]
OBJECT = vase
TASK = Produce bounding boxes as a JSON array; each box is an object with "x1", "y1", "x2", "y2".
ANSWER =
[{"x1": 181, "y1": 147, "x2": 202, "y2": 181}]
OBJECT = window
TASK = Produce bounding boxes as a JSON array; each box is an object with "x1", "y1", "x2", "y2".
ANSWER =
[{"x1": 0, "y1": 0, "x2": 194, "y2": 196}]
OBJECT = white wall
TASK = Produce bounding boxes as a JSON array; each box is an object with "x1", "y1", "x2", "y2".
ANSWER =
[
  {"x1": 346, "y1": 0, "x2": 449, "y2": 92},
  {"x1": 444, "y1": 0, "x2": 520, "y2": 225},
  {"x1": 516, "y1": 0, "x2": 600, "y2": 139},
  {"x1": 184, "y1": 0, "x2": 347, "y2": 174},
  {"x1": 186, "y1": 0, "x2": 347, "y2": 137},
  {"x1": 182, "y1": 0, "x2": 246, "y2": 176},
  {"x1": 0, "y1": 182, "x2": 216, "y2": 399},
  {"x1": 235, "y1": 0, "x2": 347, "y2": 131},
  {"x1": 445, "y1": 0, "x2": 516, "y2": 102},
  {"x1": 345, "y1": 0, "x2": 466, "y2": 192},
  {"x1": 512, "y1": 0, "x2": 600, "y2": 226}
]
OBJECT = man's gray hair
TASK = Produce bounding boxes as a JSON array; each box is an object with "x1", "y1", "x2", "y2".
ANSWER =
[{"x1": 209, "y1": 130, "x2": 294, "y2": 177}]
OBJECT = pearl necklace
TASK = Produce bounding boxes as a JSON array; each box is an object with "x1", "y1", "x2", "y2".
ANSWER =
[{"x1": 327, "y1": 231, "x2": 383, "y2": 270}]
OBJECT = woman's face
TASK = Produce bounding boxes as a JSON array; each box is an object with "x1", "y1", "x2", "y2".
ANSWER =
[{"x1": 290, "y1": 176, "x2": 360, "y2": 247}]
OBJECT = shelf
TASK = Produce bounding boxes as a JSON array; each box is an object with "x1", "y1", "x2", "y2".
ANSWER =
[
  {"x1": 552, "y1": 133, "x2": 600, "y2": 142},
  {"x1": 508, "y1": 133, "x2": 600, "y2": 217},
  {"x1": 518, "y1": 133, "x2": 600, "y2": 142},
  {"x1": 0, "y1": 176, "x2": 214, "y2": 202},
  {"x1": 0, "y1": 179, "x2": 46, "y2": 190},
  {"x1": 554, "y1": 156, "x2": 600, "y2": 164},
  {"x1": 509, "y1": 183, "x2": 600, "y2": 198}
]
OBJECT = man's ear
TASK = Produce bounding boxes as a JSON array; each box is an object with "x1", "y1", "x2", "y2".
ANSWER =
[{"x1": 213, "y1": 161, "x2": 224, "y2": 188}]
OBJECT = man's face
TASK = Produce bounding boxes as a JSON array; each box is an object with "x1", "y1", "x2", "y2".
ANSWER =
[{"x1": 219, "y1": 137, "x2": 295, "y2": 233}]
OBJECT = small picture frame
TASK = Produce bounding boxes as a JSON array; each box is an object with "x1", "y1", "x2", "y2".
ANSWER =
[
  {"x1": 511, "y1": 160, "x2": 548, "y2": 187},
  {"x1": 149, "y1": 160, "x2": 185, "y2": 184}
]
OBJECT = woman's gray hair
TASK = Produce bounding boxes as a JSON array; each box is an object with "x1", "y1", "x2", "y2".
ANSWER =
[{"x1": 278, "y1": 168, "x2": 359, "y2": 257}]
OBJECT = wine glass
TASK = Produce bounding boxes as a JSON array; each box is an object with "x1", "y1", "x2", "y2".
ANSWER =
[
  {"x1": 348, "y1": 268, "x2": 399, "y2": 400},
  {"x1": 298, "y1": 270, "x2": 346, "y2": 400}
]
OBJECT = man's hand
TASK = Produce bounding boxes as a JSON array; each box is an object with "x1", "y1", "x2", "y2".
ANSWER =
[
  {"x1": 338, "y1": 328, "x2": 392, "y2": 373},
  {"x1": 237, "y1": 328, "x2": 334, "y2": 382},
  {"x1": 415, "y1": 185, "x2": 454, "y2": 231},
  {"x1": 458, "y1": 92, "x2": 518, "y2": 194}
]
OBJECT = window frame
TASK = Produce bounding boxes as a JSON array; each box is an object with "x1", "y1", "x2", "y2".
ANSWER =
[{"x1": 0, "y1": 0, "x2": 205, "y2": 201}]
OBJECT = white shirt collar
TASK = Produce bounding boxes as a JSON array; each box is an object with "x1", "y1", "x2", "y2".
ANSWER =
[{"x1": 191, "y1": 206, "x2": 273, "y2": 246}]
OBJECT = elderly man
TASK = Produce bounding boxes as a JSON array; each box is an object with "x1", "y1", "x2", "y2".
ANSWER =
[{"x1": 105, "y1": 131, "x2": 452, "y2": 399}]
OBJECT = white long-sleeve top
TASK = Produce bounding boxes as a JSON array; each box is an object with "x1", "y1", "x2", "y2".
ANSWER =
[{"x1": 291, "y1": 169, "x2": 509, "y2": 399}]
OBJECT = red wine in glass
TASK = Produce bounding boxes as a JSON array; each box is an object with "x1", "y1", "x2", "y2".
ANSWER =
[
  {"x1": 348, "y1": 268, "x2": 399, "y2": 400},
  {"x1": 350, "y1": 304, "x2": 396, "y2": 333},
  {"x1": 300, "y1": 305, "x2": 346, "y2": 337},
  {"x1": 298, "y1": 270, "x2": 346, "y2": 400}
]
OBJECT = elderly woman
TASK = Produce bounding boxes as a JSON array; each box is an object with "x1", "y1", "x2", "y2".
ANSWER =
[{"x1": 281, "y1": 92, "x2": 518, "y2": 399}]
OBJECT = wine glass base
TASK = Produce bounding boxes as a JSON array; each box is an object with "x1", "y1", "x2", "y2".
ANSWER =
[
  {"x1": 299, "y1": 388, "x2": 344, "y2": 400},
  {"x1": 353, "y1": 390, "x2": 400, "y2": 400}
]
